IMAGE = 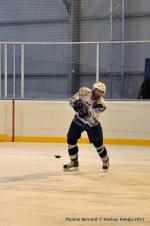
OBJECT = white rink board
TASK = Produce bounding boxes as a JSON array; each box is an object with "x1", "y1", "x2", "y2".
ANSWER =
[
  {"x1": 0, "y1": 100, "x2": 150, "y2": 141},
  {"x1": 15, "y1": 100, "x2": 73, "y2": 137},
  {"x1": 0, "y1": 100, "x2": 12, "y2": 139},
  {"x1": 101, "y1": 101, "x2": 150, "y2": 140},
  {"x1": 15, "y1": 100, "x2": 150, "y2": 140}
]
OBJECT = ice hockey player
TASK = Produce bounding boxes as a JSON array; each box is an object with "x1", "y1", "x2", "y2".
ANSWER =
[{"x1": 63, "y1": 81, "x2": 109, "y2": 171}]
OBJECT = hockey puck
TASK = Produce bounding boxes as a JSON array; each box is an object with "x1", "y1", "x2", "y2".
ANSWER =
[{"x1": 54, "y1": 155, "x2": 61, "y2": 158}]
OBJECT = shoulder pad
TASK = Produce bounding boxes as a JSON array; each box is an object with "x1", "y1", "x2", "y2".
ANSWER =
[{"x1": 79, "y1": 87, "x2": 91, "y2": 97}]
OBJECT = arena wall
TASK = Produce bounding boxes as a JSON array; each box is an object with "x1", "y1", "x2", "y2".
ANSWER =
[{"x1": 0, "y1": 100, "x2": 150, "y2": 146}]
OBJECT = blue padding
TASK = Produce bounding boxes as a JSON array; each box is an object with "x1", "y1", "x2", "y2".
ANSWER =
[{"x1": 144, "y1": 58, "x2": 150, "y2": 79}]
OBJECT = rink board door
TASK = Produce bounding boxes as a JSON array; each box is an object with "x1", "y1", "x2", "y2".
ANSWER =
[{"x1": 0, "y1": 100, "x2": 12, "y2": 141}]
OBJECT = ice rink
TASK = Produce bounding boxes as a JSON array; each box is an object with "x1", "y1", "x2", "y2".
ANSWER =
[{"x1": 0, "y1": 142, "x2": 150, "y2": 226}]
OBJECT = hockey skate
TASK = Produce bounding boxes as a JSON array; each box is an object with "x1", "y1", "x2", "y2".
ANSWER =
[
  {"x1": 63, "y1": 160, "x2": 79, "y2": 171},
  {"x1": 102, "y1": 158, "x2": 109, "y2": 171}
]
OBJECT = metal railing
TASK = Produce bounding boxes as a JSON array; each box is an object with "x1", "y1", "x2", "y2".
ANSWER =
[{"x1": 0, "y1": 40, "x2": 150, "y2": 99}]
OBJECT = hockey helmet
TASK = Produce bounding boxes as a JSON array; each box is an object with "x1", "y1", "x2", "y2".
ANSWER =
[{"x1": 92, "y1": 81, "x2": 106, "y2": 95}]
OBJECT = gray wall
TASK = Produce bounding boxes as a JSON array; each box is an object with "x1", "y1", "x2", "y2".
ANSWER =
[{"x1": 0, "y1": 0, "x2": 150, "y2": 99}]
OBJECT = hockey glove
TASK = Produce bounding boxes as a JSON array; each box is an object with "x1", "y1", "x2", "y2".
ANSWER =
[
  {"x1": 73, "y1": 100, "x2": 84, "y2": 112},
  {"x1": 92, "y1": 103, "x2": 106, "y2": 112},
  {"x1": 79, "y1": 108, "x2": 90, "y2": 118}
]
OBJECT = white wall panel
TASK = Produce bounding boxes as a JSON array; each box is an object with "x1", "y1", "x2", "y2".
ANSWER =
[
  {"x1": 14, "y1": 100, "x2": 150, "y2": 141},
  {"x1": 0, "y1": 100, "x2": 12, "y2": 140}
]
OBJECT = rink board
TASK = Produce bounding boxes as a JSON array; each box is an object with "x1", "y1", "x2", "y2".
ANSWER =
[{"x1": 0, "y1": 100, "x2": 150, "y2": 146}]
